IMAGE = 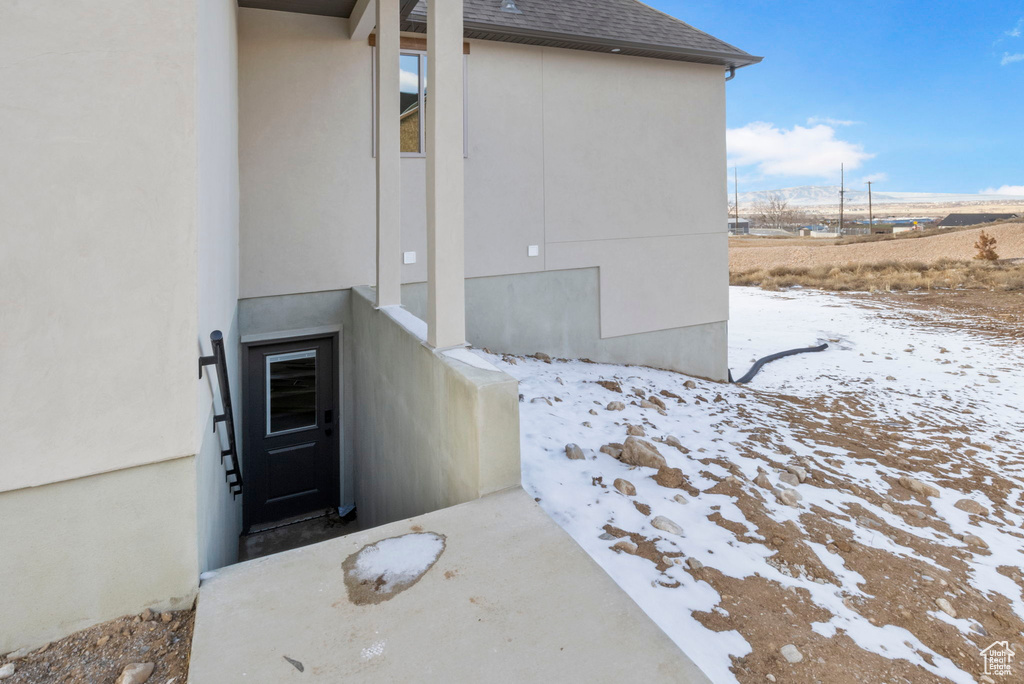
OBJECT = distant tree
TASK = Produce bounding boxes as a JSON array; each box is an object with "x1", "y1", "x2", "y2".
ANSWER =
[
  {"x1": 752, "y1": 193, "x2": 801, "y2": 232},
  {"x1": 974, "y1": 230, "x2": 999, "y2": 261}
]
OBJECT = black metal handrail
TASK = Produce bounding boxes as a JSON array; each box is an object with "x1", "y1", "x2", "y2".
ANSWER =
[{"x1": 199, "y1": 330, "x2": 243, "y2": 497}]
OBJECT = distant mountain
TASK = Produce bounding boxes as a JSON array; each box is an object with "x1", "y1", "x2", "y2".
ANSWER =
[{"x1": 734, "y1": 185, "x2": 1024, "y2": 207}]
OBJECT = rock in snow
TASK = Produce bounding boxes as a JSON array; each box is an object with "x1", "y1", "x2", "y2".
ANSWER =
[
  {"x1": 651, "y1": 515, "x2": 685, "y2": 537},
  {"x1": 612, "y1": 540, "x2": 638, "y2": 554},
  {"x1": 954, "y1": 498, "x2": 989, "y2": 516},
  {"x1": 565, "y1": 443, "x2": 585, "y2": 460},
  {"x1": 779, "y1": 645, "x2": 803, "y2": 664},
  {"x1": 600, "y1": 443, "x2": 623, "y2": 459},
  {"x1": 115, "y1": 663, "x2": 155, "y2": 684},
  {"x1": 619, "y1": 437, "x2": 667, "y2": 469},
  {"x1": 786, "y1": 465, "x2": 808, "y2": 482},
  {"x1": 898, "y1": 476, "x2": 940, "y2": 498},
  {"x1": 963, "y1": 533, "x2": 989, "y2": 549},
  {"x1": 754, "y1": 469, "x2": 773, "y2": 490},
  {"x1": 777, "y1": 488, "x2": 802, "y2": 507},
  {"x1": 779, "y1": 472, "x2": 800, "y2": 487},
  {"x1": 606, "y1": 401, "x2": 626, "y2": 411},
  {"x1": 613, "y1": 478, "x2": 636, "y2": 496}
]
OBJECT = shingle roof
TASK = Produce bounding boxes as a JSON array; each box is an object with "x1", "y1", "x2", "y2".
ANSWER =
[
  {"x1": 937, "y1": 213, "x2": 1018, "y2": 227},
  {"x1": 403, "y1": 0, "x2": 761, "y2": 68}
]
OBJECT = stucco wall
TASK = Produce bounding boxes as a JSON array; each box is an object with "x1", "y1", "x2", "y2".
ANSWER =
[
  {"x1": 237, "y1": 9, "x2": 376, "y2": 299},
  {"x1": 196, "y1": 0, "x2": 243, "y2": 572},
  {"x1": 237, "y1": 11, "x2": 729, "y2": 340},
  {"x1": 0, "y1": 0, "x2": 246, "y2": 650},
  {"x1": 0, "y1": 1, "x2": 200, "y2": 492},
  {"x1": 350, "y1": 287, "x2": 520, "y2": 529},
  {"x1": 0, "y1": 458, "x2": 199, "y2": 654}
]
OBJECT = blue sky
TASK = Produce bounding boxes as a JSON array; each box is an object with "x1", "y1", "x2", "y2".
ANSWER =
[{"x1": 647, "y1": 1, "x2": 1024, "y2": 194}]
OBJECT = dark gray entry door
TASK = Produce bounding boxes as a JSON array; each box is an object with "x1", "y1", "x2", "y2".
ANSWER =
[{"x1": 244, "y1": 336, "x2": 338, "y2": 530}]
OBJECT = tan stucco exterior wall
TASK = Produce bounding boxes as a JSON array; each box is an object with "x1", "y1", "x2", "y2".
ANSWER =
[
  {"x1": 196, "y1": 0, "x2": 244, "y2": 573},
  {"x1": 0, "y1": 1, "x2": 199, "y2": 492},
  {"x1": 0, "y1": 458, "x2": 199, "y2": 654},
  {"x1": 238, "y1": 10, "x2": 377, "y2": 299},
  {"x1": 0, "y1": 0, "x2": 244, "y2": 650},
  {"x1": 237, "y1": 10, "x2": 729, "y2": 341}
]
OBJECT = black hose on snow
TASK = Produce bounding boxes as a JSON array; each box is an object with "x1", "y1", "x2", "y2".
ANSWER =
[{"x1": 729, "y1": 343, "x2": 829, "y2": 384}]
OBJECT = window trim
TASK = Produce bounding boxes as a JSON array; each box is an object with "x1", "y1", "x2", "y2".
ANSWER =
[
  {"x1": 265, "y1": 349, "x2": 319, "y2": 437},
  {"x1": 371, "y1": 47, "x2": 469, "y2": 159}
]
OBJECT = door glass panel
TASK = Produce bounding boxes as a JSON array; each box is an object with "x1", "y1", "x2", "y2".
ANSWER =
[{"x1": 266, "y1": 350, "x2": 317, "y2": 435}]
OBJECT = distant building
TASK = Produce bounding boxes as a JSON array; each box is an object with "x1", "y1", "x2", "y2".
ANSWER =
[
  {"x1": 937, "y1": 213, "x2": 1018, "y2": 228},
  {"x1": 728, "y1": 217, "x2": 751, "y2": 234}
]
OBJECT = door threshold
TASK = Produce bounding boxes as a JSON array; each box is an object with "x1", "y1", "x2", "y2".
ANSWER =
[
  {"x1": 239, "y1": 507, "x2": 361, "y2": 562},
  {"x1": 246, "y1": 509, "x2": 333, "y2": 535}
]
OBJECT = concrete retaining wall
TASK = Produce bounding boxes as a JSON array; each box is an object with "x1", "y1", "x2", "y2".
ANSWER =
[
  {"x1": 350, "y1": 287, "x2": 520, "y2": 529},
  {"x1": 404, "y1": 268, "x2": 728, "y2": 381}
]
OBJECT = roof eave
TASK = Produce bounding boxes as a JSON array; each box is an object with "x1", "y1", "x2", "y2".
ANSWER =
[{"x1": 404, "y1": 15, "x2": 762, "y2": 68}]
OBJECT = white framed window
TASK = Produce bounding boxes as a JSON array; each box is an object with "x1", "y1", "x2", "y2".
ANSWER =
[
  {"x1": 265, "y1": 349, "x2": 318, "y2": 436},
  {"x1": 372, "y1": 48, "x2": 468, "y2": 158}
]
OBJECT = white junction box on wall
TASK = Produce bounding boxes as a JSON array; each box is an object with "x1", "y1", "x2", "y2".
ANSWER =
[
  {"x1": 527, "y1": 245, "x2": 540, "y2": 257},
  {"x1": 404, "y1": 251, "x2": 417, "y2": 264}
]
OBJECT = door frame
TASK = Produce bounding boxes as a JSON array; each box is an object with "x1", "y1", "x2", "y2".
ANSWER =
[{"x1": 240, "y1": 330, "x2": 341, "y2": 533}]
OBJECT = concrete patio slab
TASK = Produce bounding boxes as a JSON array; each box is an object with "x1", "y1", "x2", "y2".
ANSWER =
[{"x1": 189, "y1": 487, "x2": 711, "y2": 683}]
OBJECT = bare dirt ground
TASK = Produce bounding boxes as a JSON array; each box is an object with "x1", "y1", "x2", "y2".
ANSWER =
[
  {"x1": 863, "y1": 290, "x2": 1024, "y2": 342},
  {"x1": 730, "y1": 223, "x2": 1024, "y2": 271},
  {"x1": 499, "y1": 283, "x2": 1024, "y2": 683},
  {"x1": 1, "y1": 608, "x2": 194, "y2": 683}
]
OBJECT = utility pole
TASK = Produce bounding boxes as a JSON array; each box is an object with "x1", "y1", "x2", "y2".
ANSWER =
[
  {"x1": 838, "y1": 163, "x2": 845, "y2": 236},
  {"x1": 866, "y1": 180, "x2": 874, "y2": 231},
  {"x1": 734, "y1": 167, "x2": 740, "y2": 233}
]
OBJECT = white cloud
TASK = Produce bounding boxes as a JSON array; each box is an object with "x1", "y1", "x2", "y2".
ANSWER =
[
  {"x1": 980, "y1": 185, "x2": 1024, "y2": 196},
  {"x1": 860, "y1": 173, "x2": 888, "y2": 184},
  {"x1": 1007, "y1": 18, "x2": 1023, "y2": 38},
  {"x1": 727, "y1": 121, "x2": 874, "y2": 179},
  {"x1": 1001, "y1": 52, "x2": 1024, "y2": 65},
  {"x1": 400, "y1": 69, "x2": 419, "y2": 93},
  {"x1": 806, "y1": 116, "x2": 861, "y2": 127}
]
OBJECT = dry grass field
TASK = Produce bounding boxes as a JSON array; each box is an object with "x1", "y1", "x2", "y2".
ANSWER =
[
  {"x1": 730, "y1": 223, "x2": 1024, "y2": 293},
  {"x1": 731, "y1": 259, "x2": 1024, "y2": 293}
]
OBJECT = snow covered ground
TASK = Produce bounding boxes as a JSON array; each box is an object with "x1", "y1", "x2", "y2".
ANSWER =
[{"x1": 474, "y1": 287, "x2": 1024, "y2": 683}]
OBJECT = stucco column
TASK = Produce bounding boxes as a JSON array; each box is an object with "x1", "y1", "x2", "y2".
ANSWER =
[
  {"x1": 426, "y1": 0, "x2": 466, "y2": 348},
  {"x1": 375, "y1": 0, "x2": 401, "y2": 307}
]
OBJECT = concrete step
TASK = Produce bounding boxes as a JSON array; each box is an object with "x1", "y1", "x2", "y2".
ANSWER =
[{"x1": 190, "y1": 487, "x2": 710, "y2": 683}]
